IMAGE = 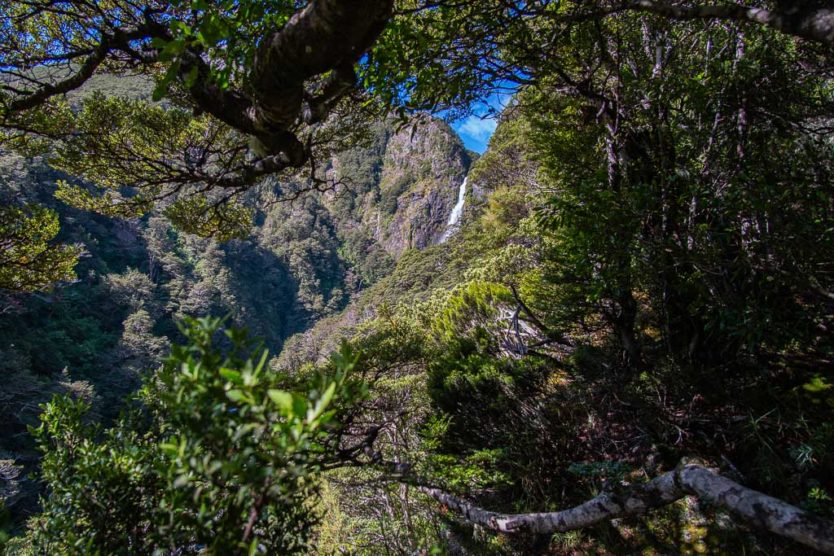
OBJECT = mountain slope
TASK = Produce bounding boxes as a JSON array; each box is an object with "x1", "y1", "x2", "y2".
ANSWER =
[{"x1": 0, "y1": 102, "x2": 473, "y2": 525}]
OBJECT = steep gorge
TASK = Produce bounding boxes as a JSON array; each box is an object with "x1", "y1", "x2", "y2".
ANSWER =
[{"x1": 0, "y1": 110, "x2": 474, "y2": 524}]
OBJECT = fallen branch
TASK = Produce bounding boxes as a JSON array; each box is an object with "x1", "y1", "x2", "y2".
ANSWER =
[{"x1": 419, "y1": 464, "x2": 834, "y2": 554}]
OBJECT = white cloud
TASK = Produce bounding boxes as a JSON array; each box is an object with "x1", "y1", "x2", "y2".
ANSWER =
[{"x1": 458, "y1": 116, "x2": 498, "y2": 142}]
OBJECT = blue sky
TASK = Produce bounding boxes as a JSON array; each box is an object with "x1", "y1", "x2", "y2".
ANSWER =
[
  {"x1": 451, "y1": 90, "x2": 514, "y2": 154},
  {"x1": 454, "y1": 116, "x2": 498, "y2": 153}
]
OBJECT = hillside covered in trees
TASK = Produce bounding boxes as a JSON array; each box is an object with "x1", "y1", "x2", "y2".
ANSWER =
[
  {"x1": 0, "y1": 93, "x2": 473, "y2": 524},
  {"x1": 1, "y1": 1, "x2": 834, "y2": 555}
]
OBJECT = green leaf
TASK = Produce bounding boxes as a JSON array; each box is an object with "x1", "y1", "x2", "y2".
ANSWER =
[
  {"x1": 199, "y1": 14, "x2": 226, "y2": 46},
  {"x1": 803, "y1": 376, "x2": 833, "y2": 393},
  {"x1": 319, "y1": 382, "x2": 337, "y2": 410},
  {"x1": 226, "y1": 389, "x2": 246, "y2": 403},
  {"x1": 267, "y1": 389, "x2": 293, "y2": 412},
  {"x1": 219, "y1": 368, "x2": 242, "y2": 384},
  {"x1": 292, "y1": 394, "x2": 308, "y2": 419},
  {"x1": 310, "y1": 382, "x2": 337, "y2": 421}
]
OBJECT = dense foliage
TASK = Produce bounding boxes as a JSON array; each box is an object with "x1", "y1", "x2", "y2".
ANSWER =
[
  {"x1": 306, "y1": 103, "x2": 834, "y2": 553},
  {"x1": 0, "y1": 76, "x2": 469, "y2": 539},
  {"x1": 5, "y1": 317, "x2": 358, "y2": 555},
  {"x1": 2, "y1": 1, "x2": 834, "y2": 555}
]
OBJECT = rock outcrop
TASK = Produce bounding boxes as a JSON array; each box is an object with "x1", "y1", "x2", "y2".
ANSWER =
[{"x1": 362, "y1": 116, "x2": 471, "y2": 257}]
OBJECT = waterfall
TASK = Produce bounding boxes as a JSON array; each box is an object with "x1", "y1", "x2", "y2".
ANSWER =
[{"x1": 439, "y1": 176, "x2": 468, "y2": 243}]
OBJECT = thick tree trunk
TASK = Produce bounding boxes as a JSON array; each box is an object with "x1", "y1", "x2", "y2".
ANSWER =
[
  {"x1": 4, "y1": 0, "x2": 395, "y2": 172},
  {"x1": 612, "y1": 287, "x2": 642, "y2": 368},
  {"x1": 247, "y1": 0, "x2": 393, "y2": 147},
  {"x1": 419, "y1": 464, "x2": 834, "y2": 554}
]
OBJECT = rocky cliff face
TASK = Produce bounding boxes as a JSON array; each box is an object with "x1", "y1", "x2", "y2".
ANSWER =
[
  {"x1": 372, "y1": 116, "x2": 472, "y2": 256},
  {"x1": 269, "y1": 116, "x2": 481, "y2": 369},
  {"x1": 326, "y1": 115, "x2": 472, "y2": 258}
]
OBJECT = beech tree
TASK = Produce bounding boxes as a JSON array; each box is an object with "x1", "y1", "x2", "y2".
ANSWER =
[
  {"x1": 0, "y1": 203, "x2": 80, "y2": 292},
  {"x1": 5, "y1": 318, "x2": 361, "y2": 554},
  {"x1": 420, "y1": 463, "x2": 834, "y2": 553},
  {"x1": 1, "y1": 1, "x2": 831, "y2": 231},
  {"x1": 0, "y1": 0, "x2": 393, "y2": 239},
  {"x1": 0, "y1": 0, "x2": 828, "y2": 292}
]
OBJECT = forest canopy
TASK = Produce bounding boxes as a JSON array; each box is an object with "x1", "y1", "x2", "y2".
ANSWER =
[{"x1": 1, "y1": 1, "x2": 834, "y2": 555}]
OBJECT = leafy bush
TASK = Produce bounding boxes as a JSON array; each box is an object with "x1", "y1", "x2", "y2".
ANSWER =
[{"x1": 6, "y1": 317, "x2": 359, "y2": 555}]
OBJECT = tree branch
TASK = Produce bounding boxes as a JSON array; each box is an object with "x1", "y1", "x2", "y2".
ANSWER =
[
  {"x1": 419, "y1": 463, "x2": 834, "y2": 554},
  {"x1": 624, "y1": 1, "x2": 834, "y2": 48},
  {"x1": 248, "y1": 0, "x2": 393, "y2": 132},
  {"x1": 5, "y1": 40, "x2": 111, "y2": 113},
  {"x1": 509, "y1": 284, "x2": 572, "y2": 347}
]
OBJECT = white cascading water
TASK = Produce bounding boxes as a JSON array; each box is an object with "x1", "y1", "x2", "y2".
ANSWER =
[{"x1": 439, "y1": 176, "x2": 468, "y2": 243}]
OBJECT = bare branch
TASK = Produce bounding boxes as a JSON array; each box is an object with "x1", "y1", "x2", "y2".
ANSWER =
[
  {"x1": 420, "y1": 464, "x2": 834, "y2": 554},
  {"x1": 5, "y1": 40, "x2": 110, "y2": 113}
]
